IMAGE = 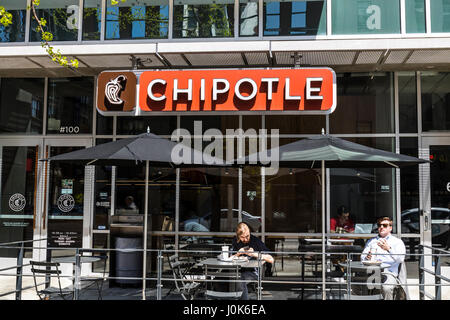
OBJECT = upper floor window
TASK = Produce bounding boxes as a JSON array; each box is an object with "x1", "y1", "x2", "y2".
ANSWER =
[
  {"x1": 105, "y1": 0, "x2": 169, "y2": 40},
  {"x1": 173, "y1": 0, "x2": 234, "y2": 38},
  {"x1": 30, "y1": 0, "x2": 79, "y2": 42},
  {"x1": 83, "y1": 0, "x2": 102, "y2": 40},
  {"x1": 332, "y1": 0, "x2": 400, "y2": 35},
  {"x1": 263, "y1": 0, "x2": 326, "y2": 36},
  {"x1": 0, "y1": 0, "x2": 27, "y2": 42},
  {"x1": 431, "y1": 0, "x2": 450, "y2": 33}
]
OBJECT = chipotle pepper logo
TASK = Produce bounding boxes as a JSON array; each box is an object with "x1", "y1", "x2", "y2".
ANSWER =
[
  {"x1": 97, "y1": 71, "x2": 137, "y2": 114},
  {"x1": 105, "y1": 75, "x2": 127, "y2": 105}
]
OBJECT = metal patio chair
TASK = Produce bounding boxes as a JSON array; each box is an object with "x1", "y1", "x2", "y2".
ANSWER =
[
  {"x1": 166, "y1": 253, "x2": 201, "y2": 300},
  {"x1": 30, "y1": 260, "x2": 74, "y2": 300}
]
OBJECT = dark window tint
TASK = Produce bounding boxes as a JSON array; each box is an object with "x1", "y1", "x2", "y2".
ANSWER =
[
  {"x1": 0, "y1": 78, "x2": 44, "y2": 134},
  {"x1": 47, "y1": 77, "x2": 94, "y2": 134}
]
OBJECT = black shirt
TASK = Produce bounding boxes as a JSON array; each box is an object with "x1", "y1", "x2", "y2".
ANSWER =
[{"x1": 232, "y1": 234, "x2": 269, "y2": 253}]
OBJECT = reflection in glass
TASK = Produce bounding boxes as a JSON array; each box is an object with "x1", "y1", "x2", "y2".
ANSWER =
[
  {"x1": 242, "y1": 167, "x2": 261, "y2": 231},
  {"x1": 105, "y1": 0, "x2": 169, "y2": 39},
  {"x1": 30, "y1": 0, "x2": 80, "y2": 42},
  {"x1": 96, "y1": 113, "x2": 114, "y2": 135},
  {"x1": 421, "y1": 72, "x2": 450, "y2": 132},
  {"x1": 265, "y1": 167, "x2": 321, "y2": 233},
  {"x1": 330, "y1": 138, "x2": 396, "y2": 234},
  {"x1": 263, "y1": 0, "x2": 326, "y2": 36},
  {"x1": 173, "y1": 0, "x2": 234, "y2": 38},
  {"x1": 83, "y1": 0, "x2": 102, "y2": 40},
  {"x1": 179, "y1": 168, "x2": 239, "y2": 236},
  {"x1": 47, "y1": 146, "x2": 85, "y2": 248},
  {"x1": 0, "y1": 78, "x2": 44, "y2": 134},
  {"x1": 405, "y1": 0, "x2": 425, "y2": 33},
  {"x1": 240, "y1": 0, "x2": 258, "y2": 36},
  {"x1": 0, "y1": 146, "x2": 37, "y2": 257},
  {"x1": 117, "y1": 116, "x2": 177, "y2": 135},
  {"x1": 0, "y1": 0, "x2": 26, "y2": 42},
  {"x1": 398, "y1": 72, "x2": 418, "y2": 133},
  {"x1": 180, "y1": 115, "x2": 239, "y2": 135},
  {"x1": 431, "y1": 0, "x2": 450, "y2": 33},
  {"x1": 265, "y1": 115, "x2": 325, "y2": 134},
  {"x1": 47, "y1": 77, "x2": 94, "y2": 134},
  {"x1": 429, "y1": 146, "x2": 450, "y2": 248},
  {"x1": 330, "y1": 73, "x2": 394, "y2": 134},
  {"x1": 94, "y1": 166, "x2": 112, "y2": 230},
  {"x1": 400, "y1": 138, "x2": 419, "y2": 235},
  {"x1": 332, "y1": 0, "x2": 400, "y2": 35}
]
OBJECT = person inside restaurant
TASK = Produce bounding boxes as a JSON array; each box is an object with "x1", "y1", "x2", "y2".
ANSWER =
[
  {"x1": 330, "y1": 205, "x2": 355, "y2": 233},
  {"x1": 232, "y1": 222, "x2": 274, "y2": 300},
  {"x1": 361, "y1": 216, "x2": 408, "y2": 300},
  {"x1": 124, "y1": 195, "x2": 138, "y2": 210}
]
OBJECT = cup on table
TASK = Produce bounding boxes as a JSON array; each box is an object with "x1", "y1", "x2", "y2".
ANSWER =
[{"x1": 221, "y1": 245, "x2": 229, "y2": 259}]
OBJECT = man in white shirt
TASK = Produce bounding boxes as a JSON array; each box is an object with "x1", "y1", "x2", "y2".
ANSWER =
[{"x1": 361, "y1": 216, "x2": 406, "y2": 300}]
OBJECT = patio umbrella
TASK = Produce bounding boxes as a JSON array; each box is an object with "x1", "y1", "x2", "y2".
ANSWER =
[
  {"x1": 43, "y1": 129, "x2": 227, "y2": 299},
  {"x1": 244, "y1": 133, "x2": 428, "y2": 168},
  {"x1": 238, "y1": 131, "x2": 429, "y2": 299}
]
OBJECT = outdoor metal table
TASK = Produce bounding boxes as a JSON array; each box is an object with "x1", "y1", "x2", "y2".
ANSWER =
[
  {"x1": 338, "y1": 261, "x2": 388, "y2": 296},
  {"x1": 198, "y1": 257, "x2": 266, "y2": 299}
]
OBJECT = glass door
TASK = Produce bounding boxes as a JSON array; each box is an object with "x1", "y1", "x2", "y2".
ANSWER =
[
  {"x1": 421, "y1": 137, "x2": 450, "y2": 249},
  {"x1": 0, "y1": 140, "x2": 41, "y2": 257},
  {"x1": 43, "y1": 139, "x2": 92, "y2": 253}
]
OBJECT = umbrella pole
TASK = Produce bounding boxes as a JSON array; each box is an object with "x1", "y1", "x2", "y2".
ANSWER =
[
  {"x1": 321, "y1": 160, "x2": 326, "y2": 300},
  {"x1": 142, "y1": 160, "x2": 149, "y2": 300}
]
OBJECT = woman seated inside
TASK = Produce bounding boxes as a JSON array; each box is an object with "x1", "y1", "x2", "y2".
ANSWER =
[{"x1": 330, "y1": 205, "x2": 355, "y2": 233}]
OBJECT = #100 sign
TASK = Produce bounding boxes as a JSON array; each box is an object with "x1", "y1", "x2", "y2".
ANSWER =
[{"x1": 96, "y1": 68, "x2": 336, "y2": 115}]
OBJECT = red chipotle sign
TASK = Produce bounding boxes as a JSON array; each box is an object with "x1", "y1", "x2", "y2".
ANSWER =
[{"x1": 96, "y1": 68, "x2": 336, "y2": 115}]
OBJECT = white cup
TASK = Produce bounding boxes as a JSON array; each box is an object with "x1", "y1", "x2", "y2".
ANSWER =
[{"x1": 221, "y1": 246, "x2": 229, "y2": 259}]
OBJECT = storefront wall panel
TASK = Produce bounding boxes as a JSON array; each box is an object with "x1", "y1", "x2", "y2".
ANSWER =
[{"x1": 0, "y1": 70, "x2": 448, "y2": 265}]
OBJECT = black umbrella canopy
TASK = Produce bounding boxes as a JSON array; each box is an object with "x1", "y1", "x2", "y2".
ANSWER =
[
  {"x1": 44, "y1": 132, "x2": 226, "y2": 167},
  {"x1": 240, "y1": 134, "x2": 428, "y2": 168}
]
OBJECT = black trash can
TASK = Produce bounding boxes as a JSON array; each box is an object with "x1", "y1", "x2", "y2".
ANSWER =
[{"x1": 115, "y1": 237, "x2": 143, "y2": 286}]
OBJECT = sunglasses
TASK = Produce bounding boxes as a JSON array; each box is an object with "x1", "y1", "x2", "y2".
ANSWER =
[{"x1": 377, "y1": 223, "x2": 392, "y2": 228}]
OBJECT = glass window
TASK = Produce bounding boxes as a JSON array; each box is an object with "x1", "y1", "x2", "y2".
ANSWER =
[
  {"x1": 265, "y1": 115, "x2": 325, "y2": 134},
  {"x1": 330, "y1": 138, "x2": 397, "y2": 234},
  {"x1": 421, "y1": 72, "x2": 450, "y2": 132},
  {"x1": 30, "y1": 0, "x2": 80, "y2": 42},
  {"x1": 83, "y1": 0, "x2": 102, "y2": 40},
  {"x1": 94, "y1": 166, "x2": 112, "y2": 231},
  {"x1": 405, "y1": 0, "x2": 425, "y2": 33},
  {"x1": 0, "y1": 0, "x2": 27, "y2": 42},
  {"x1": 0, "y1": 146, "x2": 38, "y2": 257},
  {"x1": 265, "y1": 167, "x2": 322, "y2": 233},
  {"x1": 105, "y1": 0, "x2": 169, "y2": 40},
  {"x1": 117, "y1": 116, "x2": 177, "y2": 136},
  {"x1": 173, "y1": 0, "x2": 234, "y2": 38},
  {"x1": 0, "y1": 78, "x2": 44, "y2": 134},
  {"x1": 398, "y1": 72, "x2": 418, "y2": 133},
  {"x1": 180, "y1": 115, "x2": 239, "y2": 135},
  {"x1": 47, "y1": 77, "x2": 94, "y2": 134},
  {"x1": 96, "y1": 113, "x2": 114, "y2": 135},
  {"x1": 263, "y1": 0, "x2": 326, "y2": 36},
  {"x1": 179, "y1": 168, "x2": 239, "y2": 235},
  {"x1": 331, "y1": 138, "x2": 396, "y2": 234},
  {"x1": 330, "y1": 73, "x2": 395, "y2": 134},
  {"x1": 400, "y1": 138, "x2": 419, "y2": 234},
  {"x1": 240, "y1": 0, "x2": 259, "y2": 36},
  {"x1": 332, "y1": 0, "x2": 400, "y2": 35},
  {"x1": 242, "y1": 167, "x2": 262, "y2": 232},
  {"x1": 430, "y1": 0, "x2": 450, "y2": 33}
]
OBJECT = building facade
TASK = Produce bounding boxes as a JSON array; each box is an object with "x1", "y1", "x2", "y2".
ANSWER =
[{"x1": 0, "y1": 0, "x2": 449, "y2": 274}]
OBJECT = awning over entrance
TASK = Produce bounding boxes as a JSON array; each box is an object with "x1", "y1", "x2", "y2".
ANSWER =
[{"x1": 2, "y1": 37, "x2": 450, "y2": 77}]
